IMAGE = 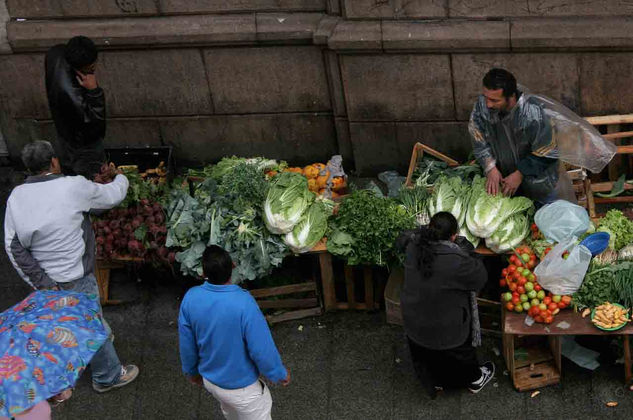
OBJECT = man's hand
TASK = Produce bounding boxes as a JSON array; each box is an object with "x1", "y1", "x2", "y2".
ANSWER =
[
  {"x1": 502, "y1": 170, "x2": 523, "y2": 197},
  {"x1": 279, "y1": 370, "x2": 291, "y2": 387},
  {"x1": 76, "y1": 70, "x2": 98, "y2": 90},
  {"x1": 187, "y1": 374, "x2": 203, "y2": 386},
  {"x1": 486, "y1": 167, "x2": 503, "y2": 196}
]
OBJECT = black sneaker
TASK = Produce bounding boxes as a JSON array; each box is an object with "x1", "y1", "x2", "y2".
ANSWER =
[{"x1": 468, "y1": 361, "x2": 495, "y2": 394}]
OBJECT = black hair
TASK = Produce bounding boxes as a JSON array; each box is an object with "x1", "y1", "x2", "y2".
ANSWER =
[
  {"x1": 483, "y1": 68, "x2": 517, "y2": 99},
  {"x1": 65, "y1": 36, "x2": 98, "y2": 70},
  {"x1": 202, "y1": 245, "x2": 233, "y2": 285},
  {"x1": 415, "y1": 212, "x2": 459, "y2": 278}
]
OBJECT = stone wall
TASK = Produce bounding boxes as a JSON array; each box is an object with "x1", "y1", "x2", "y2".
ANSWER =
[{"x1": 1, "y1": 0, "x2": 632, "y2": 173}]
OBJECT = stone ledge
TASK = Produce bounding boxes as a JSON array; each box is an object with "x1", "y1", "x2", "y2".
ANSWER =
[
  {"x1": 511, "y1": 17, "x2": 633, "y2": 51},
  {"x1": 314, "y1": 15, "x2": 341, "y2": 45},
  {"x1": 8, "y1": 14, "x2": 257, "y2": 51},
  {"x1": 328, "y1": 20, "x2": 382, "y2": 51},
  {"x1": 382, "y1": 20, "x2": 509, "y2": 52},
  {"x1": 256, "y1": 12, "x2": 324, "y2": 42}
]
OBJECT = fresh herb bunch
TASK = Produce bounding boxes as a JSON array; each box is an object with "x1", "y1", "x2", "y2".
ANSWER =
[
  {"x1": 327, "y1": 190, "x2": 415, "y2": 266},
  {"x1": 573, "y1": 261, "x2": 633, "y2": 309}
]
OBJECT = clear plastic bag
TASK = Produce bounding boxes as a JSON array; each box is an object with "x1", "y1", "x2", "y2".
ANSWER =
[
  {"x1": 534, "y1": 237, "x2": 592, "y2": 296},
  {"x1": 534, "y1": 200, "x2": 590, "y2": 242}
]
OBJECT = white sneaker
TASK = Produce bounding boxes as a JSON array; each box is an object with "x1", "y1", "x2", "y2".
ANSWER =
[{"x1": 468, "y1": 361, "x2": 495, "y2": 394}]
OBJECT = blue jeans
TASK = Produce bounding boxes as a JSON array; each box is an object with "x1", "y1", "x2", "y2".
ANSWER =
[{"x1": 57, "y1": 274, "x2": 122, "y2": 385}]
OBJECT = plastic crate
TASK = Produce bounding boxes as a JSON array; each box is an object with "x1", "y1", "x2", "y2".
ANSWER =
[{"x1": 385, "y1": 268, "x2": 404, "y2": 326}]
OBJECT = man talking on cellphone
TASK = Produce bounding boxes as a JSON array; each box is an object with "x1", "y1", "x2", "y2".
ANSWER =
[{"x1": 45, "y1": 35, "x2": 106, "y2": 179}]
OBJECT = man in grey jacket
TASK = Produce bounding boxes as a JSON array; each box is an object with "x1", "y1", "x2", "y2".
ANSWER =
[{"x1": 4, "y1": 140, "x2": 139, "y2": 393}]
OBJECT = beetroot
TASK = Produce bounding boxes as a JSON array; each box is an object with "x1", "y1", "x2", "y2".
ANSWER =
[
  {"x1": 132, "y1": 219, "x2": 142, "y2": 229},
  {"x1": 154, "y1": 213, "x2": 165, "y2": 224},
  {"x1": 146, "y1": 216, "x2": 155, "y2": 225},
  {"x1": 113, "y1": 228, "x2": 122, "y2": 237},
  {"x1": 152, "y1": 202, "x2": 162, "y2": 212},
  {"x1": 96, "y1": 236, "x2": 105, "y2": 245},
  {"x1": 97, "y1": 229, "x2": 105, "y2": 237},
  {"x1": 167, "y1": 252, "x2": 176, "y2": 264},
  {"x1": 157, "y1": 246, "x2": 168, "y2": 259},
  {"x1": 108, "y1": 220, "x2": 120, "y2": 230},
  {"x1": 140, "y1": 199, "x2": 150, "y2": 207},
  {"x1": 103, "y1": 226, "x2": 112, "y2": 235},
  {"x1": 123, "y1": 223, "x2": 133, "y2": 233}
]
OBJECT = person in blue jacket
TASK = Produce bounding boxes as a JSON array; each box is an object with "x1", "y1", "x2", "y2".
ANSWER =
[{"x1": 179, "y1": 245, "x2": 290, "y2": 419}]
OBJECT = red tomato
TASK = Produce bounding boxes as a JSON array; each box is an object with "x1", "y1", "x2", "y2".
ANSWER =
[
  {"x1": 518, "y1": 277, "x2": 527, "y2": 286},
  {"x1": 561, "y1": 296, "x2": 572, "y2": 305},
  {"x1": 548, "y1": 302, "x2": 558, "y2": 312},
  {"x1": 543, "y1": 297, "x2": 552, "y2": 305},
  {"x1": 534, "y1": 315, "x2": 544, "y2": 323},
  {"x1": 544, "y1": 316, "x2": 553, "y2": 324},
  {"x1": 534, "y1": 284, "x2": 542, "y2": 292},
  {"x1": 515, "y1": 261, "x2": 523, "y2": 268},
  {"x1": 509, "y1": 255, "x2": 517, "y2": 264},
  {"x1": 529, "y1": 254, "x2": 537, "y2": 262},
  {"x1": 513, "y1": 271, "x2": 521, "y2": 280},
  {"x1": 517, "y1": 286, "x2": 526, "y2": 295},
  {"x1": 512, "y1": 296, "x2": 520, "y2": 305},
  {"x1": 509, "y1": 283, "x2": 517, "y2": 292},
  {"x1": 501, "y1": 268, "x2": 509, "y2": 277},
  {"x1": 506, "y1": 302, "x2": 514, "y2": 311},
  {"x1": 508, "y1": 265, "x2": 517, "y2": 273},
  {"x1": 512, "y1": 291, "x2": 519, "y2": 298},
  {"x1": 527, "y1": 261, "x2": 536, "y2": 269},
  {"x1": 499, "y1": 279, "x2": 507, "y2": 288},
  {"x1": 557, "y1": 301, "x2": 566, "y2": 309}
]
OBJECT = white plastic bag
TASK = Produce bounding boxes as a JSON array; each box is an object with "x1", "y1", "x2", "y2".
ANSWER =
[
  {"x1": 534, "y1": 237, "x2": 592, "y2": 296},
  {"x1": 534, "y1": 200, "x2": 590, "y2": 243}
]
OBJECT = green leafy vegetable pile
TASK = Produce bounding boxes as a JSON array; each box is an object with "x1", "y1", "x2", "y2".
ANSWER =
[
  {"x1": 597, "y1": 209, "x2": 633, "y2": 251},
  {"x1": 166, "y1": 158, "x2": 288, "y2": 282},
  {"x1": 327, "y1": 190, "x2": 415, "y2": 266},
  {"x1": 573, "y1": 261, "x2": 633, "y2": 309},
  {"x1": 413, "y1": 157, "x2": 481, "y2": 188}
]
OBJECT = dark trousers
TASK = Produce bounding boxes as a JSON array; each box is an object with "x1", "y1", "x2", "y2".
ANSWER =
[{"x1": 407, "y1": 336, "x2": 481, "y2": 393}]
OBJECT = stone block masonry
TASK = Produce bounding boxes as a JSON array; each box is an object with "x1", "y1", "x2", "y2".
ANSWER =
[{"x1": 2, "y1": 1, "x2": 633, "y2": 174}]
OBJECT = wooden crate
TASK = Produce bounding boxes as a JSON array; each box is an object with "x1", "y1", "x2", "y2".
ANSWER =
[
  {"x1": 583, "y1": 114, "x2": 633, "y2": 218},
  {"x1": 405, "y1": 142, "x2": 459, "y2": 188},
  {"x1": 250, "y1": 281, "x2": 322, "y2": 325},
  {"x1": 95, "y1": 257, "x2": 143, "y2": 305}
]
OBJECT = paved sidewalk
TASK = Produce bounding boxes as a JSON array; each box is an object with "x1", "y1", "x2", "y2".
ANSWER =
[{"x1": 1, "y1": 167, "x2": 632, "y2": 419}]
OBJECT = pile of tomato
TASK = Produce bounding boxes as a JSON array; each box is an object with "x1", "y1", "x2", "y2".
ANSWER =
[{"x1": 500, "y1": 245, "x2": 572, "y2": 324}]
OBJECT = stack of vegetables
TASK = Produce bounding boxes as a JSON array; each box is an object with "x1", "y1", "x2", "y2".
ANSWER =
[
  {"x1": 93, "y1": 163, "x2": 171, "y2": 262},
  {"x1": 167, "y1": 159, "x2": 289, "y2": 283},
  {"x1": 263, "y1": 172, "x2": 334, "y2": 253},
  {"x1": 572, "y1": 209, "x2": 633, "y2": 310},
  {"x1": 425, "y1": 175, "x2": 534, "y2": 252},
  {"x1": 326, "y1": 190, "x2": 416, "y2": 266},
  {"x1": 499, "y1": 245, "x2": 572, "y2": 323}
]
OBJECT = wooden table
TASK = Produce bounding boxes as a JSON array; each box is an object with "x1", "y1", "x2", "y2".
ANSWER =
[{"x1": 503, "y1": 310, "x2": 633, "y2": 390}]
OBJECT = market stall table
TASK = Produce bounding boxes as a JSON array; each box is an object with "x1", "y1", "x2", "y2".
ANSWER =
[{"x1": 503, "y1": 310, "x2": 632, "y2": 391}]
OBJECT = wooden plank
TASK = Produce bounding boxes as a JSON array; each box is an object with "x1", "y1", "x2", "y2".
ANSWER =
[
  {"x1": 594, "y1": 196, "x2": 633, "y2": 204},
  {"x1": 336, "y1": 302, "x2": 368, "y2": 310},
  {"x1": 249, "y1": 282, "x2": 315, "y2": 299},
  {"x1": 257, "y1": 298, "x2": 318, "y2": 309},
  {"x1": 617, "y1": 145, "x2": 633, "y2": 154},
  {"x1": 319, "y1": 252, "x2": 336, "y2": 311},
  {"x1": 477, "y1": 297, "x2": 501, "y2": 307},
  {"x1": 585, "y1": 114, "x2": 633, "y2": 125},
  {"x1": 405, "y1": 143, "x2": 421, "y2": 187},
  {"x1": 363, "y1": 266, "x2": 374, "y2": 310},
  {"x1": 266, "y1": 307, "x2": 323, "y2": 324},
  {"x1": 344, "y1": 265, "x2": 356, "y2": 309},
  {"x1": 513, "y1": 361, "x2": 561, "y2": 391},
  {"x1": 590, "y1": 181, "x2": 633, "y2": 193},
  {"x1": 308, "y1": 238, "x2": 328, "y2": 254},
  {"x1": 405, "y1": 142, "x2": 459, "y2": 187},
  {"x1": 603, "y1": 131, "x2": 633, "y2": 140},
  {"x1": 504, "y1": 311, "x2": 633, "y2": 336}
]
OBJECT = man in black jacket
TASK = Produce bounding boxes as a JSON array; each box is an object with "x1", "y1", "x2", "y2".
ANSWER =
[{"x1": 45, "y1": 36, "x2": 106, "y2": 179}]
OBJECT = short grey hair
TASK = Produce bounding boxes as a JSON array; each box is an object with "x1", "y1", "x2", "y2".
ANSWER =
[{"x1": 21, "y1": 141, "x2": 56, "y2": 173}]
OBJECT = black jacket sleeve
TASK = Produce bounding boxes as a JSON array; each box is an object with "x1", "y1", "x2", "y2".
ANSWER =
[{"x1": 441, "y1": 254, "x2": 488, "y2": 293}]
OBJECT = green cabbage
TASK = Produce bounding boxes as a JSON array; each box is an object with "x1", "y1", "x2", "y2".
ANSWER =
[
  {"x1": 459, "y1": 224, "x2": 480, "y2": 248},
  {"x1": 264, "y1": 172, "x2": 315, "y2": 234},
  {"x1": 428, "y1": 176, "x2": 470, "y2": 225},
  {"x1": 485, "y1": 213, "x2": 530, "y2": 253},
  {"x1": 284, "y1": 199, "x2": 333, "y2": 253},
  {"x1": 465, "y1": 176, "x2": 533, "y2": 238}
]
